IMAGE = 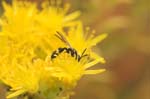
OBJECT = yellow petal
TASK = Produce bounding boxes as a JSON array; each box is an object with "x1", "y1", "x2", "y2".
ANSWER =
[
  {"x1": 89, "y1": 33, "x2": 108, "y2": 47},
  {"x1": 84, "y1": 69, "x2": 106, "y2": 75},
  {"x1": 91, "y1": 52, "x2": 106, "y2": 64},
  {"x1": 7, "y1": 89, "x2": 26, "y2": 99},
  {"x1": 84, "y1": 59, "x2": 100, "y2": 69},
  {"x1": 63, "y1": 11, "x2": 80, "y2": 23},
  {"x1": 84, "y1": 52, "x2": 106, "y2": 69}
]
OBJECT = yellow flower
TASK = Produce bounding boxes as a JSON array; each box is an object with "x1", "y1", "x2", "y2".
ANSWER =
[
  {"x1": 0, "y1": 0, "x2": 107, "y2": 99},
  {"x1": 46, "y1": 48, "x2": 105, "y2": 87},
  {"x1": 0, "y1": 45, "x2": 46, "y2": 99},
  {"x1": 45, "y1": 24, "x2": 107, "y2": 86},
  {"x1": 45, "y1": 31, "x2": 106, "y2": 88},
  {"x1": 36, "y1": 1, "x2": 80, "y2": 34},
  {"x1": 0, "y1": 0, "x2": 37, "y2": 44},
  {"x1": 67, "y1": 22, "x2": 107, "y2": 64},
  {"x1": 0, "y1": 0, "x2": 80, "y2": 57}
]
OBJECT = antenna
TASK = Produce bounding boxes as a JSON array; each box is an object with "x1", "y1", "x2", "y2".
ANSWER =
[{"x1": 55, "y1": 31, "x2": 72, "y2": 48}]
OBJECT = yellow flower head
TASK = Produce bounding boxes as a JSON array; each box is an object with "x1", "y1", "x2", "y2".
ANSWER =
[
  {"x1": 67, "y1": 22, "x2": 108, "y2": 64},
  {"x1": 0, "y1": 45, "x2": 46, "y2": 98},
  {"x1": 0, "y1": 0, "x2": 80, "y2": 57},
  {"x1": 0, "y1": 0, "x2": 37, "y2": 43},
  {"x1": 45, "y1": 32, "x2": 106, "y2": 88},
  {"x1": 0, "y1": 0, "x2": 107, "y2": 99},
  {"x1": 36, "y1": 0, "x2": 80, "y2": 34}
]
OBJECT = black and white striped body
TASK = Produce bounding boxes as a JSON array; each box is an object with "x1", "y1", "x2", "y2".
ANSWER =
[
  {"x1": 51, "y1": 47, "x2": 83, "y2": 62},
  {"x1": 51, "y1": 32, "x2": 88, "y2": 62}
]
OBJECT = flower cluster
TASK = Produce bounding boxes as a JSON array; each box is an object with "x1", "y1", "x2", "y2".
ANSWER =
[{"x1": 0, "y1": 0, "x2": 107, "y2": 99}]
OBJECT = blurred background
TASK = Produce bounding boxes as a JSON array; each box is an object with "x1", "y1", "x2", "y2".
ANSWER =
[{"x1": 0, "y1": 0, "x2": 149, "y2": 99}]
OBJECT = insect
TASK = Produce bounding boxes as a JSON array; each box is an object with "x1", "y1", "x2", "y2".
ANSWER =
[{"x1": 51, "y1": 31, "x2": 88, "y2": 62}]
